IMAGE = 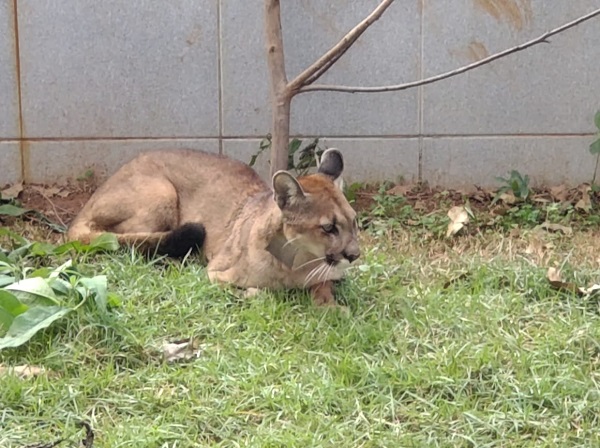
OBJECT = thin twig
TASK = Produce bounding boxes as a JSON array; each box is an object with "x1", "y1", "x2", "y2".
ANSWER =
[
  {"x1": 37, "y1": 191, "x2": 67, "y2": 228},
  {"x1": 302, "y1": 39, "x2": 353, "y2": 87},
  {"x1": 288, "y1": 0, "x2": 395, "y2": 93},
  {"x1": 298, "y1": 7, "x2": 600, "y2": 94}
]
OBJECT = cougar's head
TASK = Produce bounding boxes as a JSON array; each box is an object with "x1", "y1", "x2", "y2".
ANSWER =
[{"x1": 271, "y1": 149, "x2": 360, "y2": 270}]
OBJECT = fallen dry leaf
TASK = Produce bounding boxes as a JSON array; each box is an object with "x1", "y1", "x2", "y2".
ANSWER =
[
  {"x1": 546, "y1": 267, "x2": 579, "y2": 294},
  {"x1": 539, "y1": 222, "x2": 573, "y2": 236},
  {"x1": 163, "y1": 338, "x2": 203, "y2": 362},
  {"x1": 547, "y1": 267, "x2": 600, "y2": 297},
  {"x1": 525, "y1": 236, "x2": 554, "y2": 262},
  {"x1": 446, "y1": 205, "x2": 469, "y2": 237},
  {"x1": 575, "y1": 190, "x2": 592, "y2": 212},
  {"x1": 0, "y1": 364, "x2": 46, "y2": 378},
  {"x1": 414, "y1": 200, "x2": 427, "y2": 211},
  {"x1": 525, "y1": 239, "x2": 543, "y2": 258},
  {"x1": 532, "y1": 196, "x2": 550, "y2": 204},
  {"x1": 1, "y1": 182, "x2": 23, "y2": 200},
  {"x1": 581, "y1": 285, "x2": 600, "y2": 295},
  {"x1": 469, "y1": 192, "x2": 487, "y2": 203},
  {"x1": 386, "y1": 184, "x2": 414, "y2": 196},
  {"x1": 549, "y1": 184, "x2": 569, "y2": 202},
  {"x1": 547, "y1": 267, "x2": 562, "y2": 283},
  {"x1": 32, "y1": 185, "x2": 62, "y2": 197},
  {"x1": 499, "y1": 191, "x2": 516, "y2": 205}
]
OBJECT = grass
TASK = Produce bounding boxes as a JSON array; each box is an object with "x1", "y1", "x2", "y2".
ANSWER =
[{"x1": 2, "y1": 224, "x2": 600, "y2": 447}]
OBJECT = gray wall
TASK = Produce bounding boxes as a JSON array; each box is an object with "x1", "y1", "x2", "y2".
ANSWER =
[{"x1": 1, "y1": 0, "x2": 599, "y2": 188}]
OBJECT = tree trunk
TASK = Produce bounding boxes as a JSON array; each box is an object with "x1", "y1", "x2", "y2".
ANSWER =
[
  {"x1": 270, "y1": 92, "x2": 291, "y2": 175},
  {"x1": 264, "y1": 0, "x2": 291, "y2": 176}
]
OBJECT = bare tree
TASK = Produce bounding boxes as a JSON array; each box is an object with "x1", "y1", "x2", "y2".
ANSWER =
[{"x1": 264, "y1": 0, "x2": 600, "y2": 177}]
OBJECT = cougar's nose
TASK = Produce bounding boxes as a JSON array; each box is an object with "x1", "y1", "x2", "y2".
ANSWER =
[{"x1": 343, "y1": 250, "x2": 360, "y2": 263}]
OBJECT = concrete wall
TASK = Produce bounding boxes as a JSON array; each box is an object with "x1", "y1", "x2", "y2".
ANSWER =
[{"x1": 0, "y1": 0, "x2": 599, "y2": 188}]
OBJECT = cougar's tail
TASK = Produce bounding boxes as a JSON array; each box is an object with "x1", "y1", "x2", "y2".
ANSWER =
[
  {"x1": 68, "y1": 222, "x2": 206, "y2": 258},
  {"x1": 155, "y1": 223, "x2": 206, "y2": 257}
]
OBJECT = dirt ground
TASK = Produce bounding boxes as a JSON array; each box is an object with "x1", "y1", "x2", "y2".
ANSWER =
[{"x1": 1, "y1": 177, "x2": 597, "y2": 244}]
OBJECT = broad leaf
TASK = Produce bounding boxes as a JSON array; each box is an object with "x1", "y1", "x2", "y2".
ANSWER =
[
  {"x1": 52, "y1": 241, "x2": 83, "y2": 255},
  {"x1": 48, "y1": 278, "x2": 71, "y2": 296},
  {"x1": 0, "y1": 275, "x2": 15, "y2": 287},
  {"x1": 590, "y1": 138, "x2": 600, "y2": 155},
  {"x1": 29, "y1": 242, "x2": 59, "y2": 257},
  {"x1": 5, "y1": 277, "x2": 60, "y2": 306},
  {"x1": 0, "y1": 290, "x2": 28, "y2": 317},
  {"x1": 0, "y1": 308, "x2": 14, "y2": 334},
  {"x1": 0, "y1": 252, "x2": 13, "y2": 265},
  {"x1": 288, "y1": 138, "x2": 302, "y2": 155},
  {"x1": 53, "y1": 234, "x2": 119, "y2": 255},
  {"x1": 89, "y1": 233, "x2": 120, "y2": 252},
  {"x1": 49, "y1": 260, "x2": 73, "y2": 279},
  {"x1": 78, "y1": 276, "x2": 108, "y2": 313},
  {"x1": 0, "y1": 228, "x2": 28, "y2": 245},
  {"x1": 0, "y1": 306, "x2": 71, "y2": 350},
  {"x1": 0, "y1": 204, "x2": 30, "y2": 216},
  {"x1": 0, "y1": 290, "x2": 28, "y2": 332},
  {"x1": 28, "y1": 267, "x2": 52, "y2": 279},
  {"x1": 595, "y1": 110, "x2": 600, "y2": 130},
  {"x1": 0, "y1": 290, "x2": 29, "y2": 334},
  {"x1": 9, "y1": 242, "x2": 35, "y2": 259}
]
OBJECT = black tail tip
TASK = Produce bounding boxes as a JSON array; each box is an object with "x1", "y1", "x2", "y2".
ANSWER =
[{"x1": 158, "y1": 223, "x2": 206, "y2": 258}]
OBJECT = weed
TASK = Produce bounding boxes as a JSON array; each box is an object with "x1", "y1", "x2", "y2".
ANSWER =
[
  {"x1": 589, "y1": 110, "x2": 600, "y2": 184},
  {"x1": 76, "y1": 169, "x2": 95, "y2": 182},
  {"x1": 249, "y1": 135, "x2": 324, "y2": 176},
  {"x1": 0, "y1": 230, "x2": 120, "y2": 349},
  {"x1": 494, "y1": 170, "x2": 531, "y2": 203}
]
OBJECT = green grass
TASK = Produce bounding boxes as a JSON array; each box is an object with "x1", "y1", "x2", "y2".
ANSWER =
[{"x1": 2, "y1": 230, "x2": 600, "y2": 447}]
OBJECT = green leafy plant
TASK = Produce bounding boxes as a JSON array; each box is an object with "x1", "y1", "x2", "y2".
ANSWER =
[
  {"x1": 249, "y1": 135, "x2": 324, "y2": 176},
  {"x1": 371, "y1": 183, "x2": 407, "y2": 219},
  {"x1": 0, "y1": 230, "x2": 120, "y2": 350},
  {"x1": 248, "y1": 135, "x2": 273, "y2": 169},
  {"x1": 589, "y1": 110, "x2": 600, "y2": 184},
  {"x1": 0, "y1": 193, "x2": 67, "y2": 233},
  {"x1": 493, "y1": 170, "x2": 530, "y2": 204},
  {"x1": 344, "y1": 182, "x2": 364, "y2": 203}
]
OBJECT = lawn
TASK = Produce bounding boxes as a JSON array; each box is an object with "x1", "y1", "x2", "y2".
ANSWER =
[{"x1": 2, "y1": 192, "x2": 600, "y2": 446}]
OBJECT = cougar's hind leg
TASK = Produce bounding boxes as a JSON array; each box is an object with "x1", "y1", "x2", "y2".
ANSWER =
[
  {"x1": 68, "y1": 174, "x2": 179, "y2": 245},
  {"x1": 95, "y1": 176, "x2": 179, "y2": 233}
]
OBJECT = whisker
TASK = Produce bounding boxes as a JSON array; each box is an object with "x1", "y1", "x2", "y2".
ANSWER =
[
  {"x1": 318, "y1": 263, "x2": 333, "y2": 283},
  {"x1": 282, "y1": 237, "x2": 301, "y2": 250},
  {"x1": 293, "y1": 256, "x2": 326, "y2": 271},
  {"x1": 304, "y1": 265, "x2": 321, "y2": 286},
  {"x1": 304, "y1": 263, "x2": 326, "y2": 287}
]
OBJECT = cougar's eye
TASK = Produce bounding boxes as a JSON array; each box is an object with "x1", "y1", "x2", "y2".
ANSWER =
[{"x1": 321, "y1": 223, "x2": 337, "y2": 235}]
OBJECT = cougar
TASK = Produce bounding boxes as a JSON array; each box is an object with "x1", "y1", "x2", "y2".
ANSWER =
[{"x1": 68, "y1": 148, "x2": 360, "y2": 306}]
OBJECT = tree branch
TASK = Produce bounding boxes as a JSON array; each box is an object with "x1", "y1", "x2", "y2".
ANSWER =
[
  {"x1": 287, "y1": 0, "x2": 395, "y2": 93},
  {"x1": 297, "y1": 7, "x2": 600, "y2": 94}
]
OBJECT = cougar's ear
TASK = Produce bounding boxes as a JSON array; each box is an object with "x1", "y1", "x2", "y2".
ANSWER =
[
  {"x1": 318, "y1": 148, "x2": 344, "y2": 180},
  {"x1": 272, "y1": 171, "x2": 305, "y2": 210}
]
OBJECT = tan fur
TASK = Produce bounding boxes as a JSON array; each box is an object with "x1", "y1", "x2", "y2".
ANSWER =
[{"x1": 68, "y1": 148, "x2": 360, "y2": 306}]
